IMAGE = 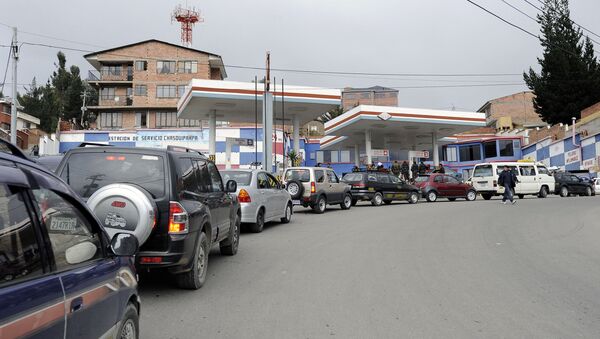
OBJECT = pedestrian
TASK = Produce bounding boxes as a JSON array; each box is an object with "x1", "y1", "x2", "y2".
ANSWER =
[
  {"x1": 377, "y1": 162, "x2": 384, "y2": 171},
  {"x1": 391, "y1": 160, "x2": 401, "y2": 177},
  {"x1": 400, "y1": 161, "x2": 409, "y2": 180},
  {"x1": 418, "y1": 161, "x2": 427, "y2": 175},
  {"x1": 352, "y1": 165, "x2": 359, "y2": 172},
  {"x1": 411, "y1": 161, "x2": 419, "y2": 180},
  {"x1": 433, "y1": 164, "x2": 445, "y2": 174},
  {"x1": 498, "y1": 165, "x2": 518, "y2": 205},
  {"x1": 316, "y1": 162, "x2": 321, "y2": 167}
]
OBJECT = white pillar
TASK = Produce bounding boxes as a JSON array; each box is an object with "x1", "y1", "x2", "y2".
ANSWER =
[
  {"x1": 432, "y1": 130, "x2": 439, "y2": 166},
  {"x1": 208, "y1": 110, "x2": 216, "y2": 160},
  {"x1": 365, "y1": 129, "x2": 372, "y2": 165},
  {"x1": 262, "y1": 92, "x2": 274, "y2": 172},
  {"x1": 354, "y1": 144, "x2": 360, "y2": 167},
  {"x1": 293, "y1": 115, "x2": 300, "y2": 155},
  {"x1": 225, "y1": 138, "x2": 232, "y2": 170}
]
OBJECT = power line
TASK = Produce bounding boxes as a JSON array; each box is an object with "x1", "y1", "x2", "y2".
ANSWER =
[
  {"x1": 501, "y1": 0, "x2": 537, "y2": 21},
  {"x1": 20, "y1": 30, "x2": 106, "y2": 49}
]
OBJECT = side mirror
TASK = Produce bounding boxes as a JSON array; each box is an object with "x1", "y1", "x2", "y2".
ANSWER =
[
  {"x1": 110, "y1": 233, "x2": 139, "y2": 256},
  {"x1": 225, "y1": 179, "x2": 237, "y2": 193},
  {"x1": 65, "y1": 241, "x2": 98, "y2": 265}
]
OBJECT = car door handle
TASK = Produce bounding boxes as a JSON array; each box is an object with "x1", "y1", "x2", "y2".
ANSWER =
[{"x1": 70, "y1": 297, "x2": 84, "y2": 313}]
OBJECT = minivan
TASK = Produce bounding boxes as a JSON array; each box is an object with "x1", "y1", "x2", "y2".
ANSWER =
[{"x1": 470, "y1": 162, "x2": 555, "y2": 200}]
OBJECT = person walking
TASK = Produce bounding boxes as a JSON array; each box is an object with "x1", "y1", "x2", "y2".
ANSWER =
[
  {"x1": 391, "y1": 160, "x2": 401, "y2": 177},
  {"x1": 410, "y1": 161, "x2": 419, "y2": 180},
  {"x1": 418, "y1": 161, "x2": 427, "y2": 175},
  {"x1": 401, "y1": 161, "x2": 410, "y2": 181},
  {"x1": 498, "y1": 165, "x2": 518, "y2": 205}
]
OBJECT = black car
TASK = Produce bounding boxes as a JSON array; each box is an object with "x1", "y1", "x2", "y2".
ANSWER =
[
  {"x1": 56, "y1": 145, "x2": 241, "y2": 290},
  {"x1": 554, "y1": 172, "x2": 595, "y2": 197},
  {"x1": 0, "y1": 140, "x2": 140, "y2": 338},
  {"x1": 342, "y1": 171, "x2": 420, "y2": 206}
]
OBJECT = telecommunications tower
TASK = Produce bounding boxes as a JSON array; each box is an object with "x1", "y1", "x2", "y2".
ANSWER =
[{"x1": 172, "y1": 4, "x2": 203, "y2": 47}]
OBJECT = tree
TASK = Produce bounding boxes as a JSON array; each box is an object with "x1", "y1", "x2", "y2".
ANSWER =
[
  {"x1": 18, "y1": 78, "x2": 60, "y2": 133},
  {"x1": 317, "y1": 106, "x2": 344, "y2": 123},
  {"x1": 524, "y1": 0, "x2": 600, "y2": 124}
]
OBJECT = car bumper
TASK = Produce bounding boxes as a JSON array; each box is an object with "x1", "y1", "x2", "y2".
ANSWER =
[
  {"x1": 349, "y1": 189, "x2": 376, "y2": 201},
  {"x1": 137, "y1": 231, "x2": 198, "y2": 274},
  {"x1": 292, "y1": 194, "x2": 320, "y2": 207},
  {"x1": 240, "y1": 202, "x2": 259, "y2": 223}
]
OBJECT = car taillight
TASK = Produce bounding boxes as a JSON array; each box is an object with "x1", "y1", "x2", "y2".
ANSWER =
[
  {"x1": 493, "y1": 180, "x2": 497, "y2": 187},
  {"x1": 311, "y1": 182, "x2": 316, "y2": 193},
  {"x1": 169, "y1": 201, "x2": 188, "y2": 234},
  {"x1": 238, "y1": 189, "x2": 251, "y2": 203},
  {"x1": 353, "y1": 183, "x2": 366, "y2": 188}
]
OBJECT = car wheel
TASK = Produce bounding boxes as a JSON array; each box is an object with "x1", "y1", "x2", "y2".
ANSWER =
[
  {"x1": 538, "y1": 186, "x2": 548, "y2": 198},
  {"x1": 408, "y1": 191, "x2": 419, "y2": 204},
  {"x1": 117, "y1": 303, "x2": 139, "y2": 339},
  {"x1": 341, "y1": 194, "x2": 352, "y2": 210},
  {"x1": 426, "y1": 191, "x2": 437, "y2": 202},
  {"x1": 465, "y1": 190, "x2": 476, "y2": 201},
  {"x1": 384, "y1": 200, "x2": 392, "y2": 205},
  {"x1": 248, "y1": 208, "x2": 265, "y2": 233},
  {"x1": 280, "y1": 203, "x2": 293, "y2": 223},
  {"x1": 286, "y1": 180, "x2": 304, "y2": 199},
  {"x1": 351, "y1": 199, "x2": 358, "y2": 206},
  {"x1": 482, "y1": 193, "x2": 492, "y2": 200},
  {"x1": 220, "y1": 213, "x2": 240, "y2": 255},
  {"x1": 175, "y1": 232, "x2": 209, "y2": 290},
  {"x1": 371, "y1": 192, "x2": 383, "y2": 206},
  {"x1": 560, "y1": 186, "x2": 569, "y2": 197},
  {"x1": 585, "y1": 186, "x2": 592, "y2": 196},
  {"x1": 312, "y1": 196, "x2": 327, "y2": 214}
]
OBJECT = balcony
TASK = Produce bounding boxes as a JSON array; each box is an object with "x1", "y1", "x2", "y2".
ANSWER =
[
  {"x1": 99, "y1": 96, "x2": 133, "y2": 107},
  {"x1": 88, "y1": 68, "x2": 133, "y2": 82}
]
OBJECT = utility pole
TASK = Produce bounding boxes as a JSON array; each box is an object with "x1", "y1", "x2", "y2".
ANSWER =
[
  {"x1": 80, "y1": 90, "x2": 88, "y2": 127},
  {"x1": 10, "y1": 27, "x2": 18, "y2": 145}
]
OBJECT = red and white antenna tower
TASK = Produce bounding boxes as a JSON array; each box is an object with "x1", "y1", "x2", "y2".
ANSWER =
[{"x1": 172, "y1": 4, "x2": 203, "y2": 47}]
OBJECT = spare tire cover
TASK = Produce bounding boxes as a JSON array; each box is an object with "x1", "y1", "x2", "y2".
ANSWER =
[
  {"x1": 87, "y1": 183, "x2": 156, "y2": 245},
  {"x1": 286, "y1": 180, "x2": 304, "y2": 199}
]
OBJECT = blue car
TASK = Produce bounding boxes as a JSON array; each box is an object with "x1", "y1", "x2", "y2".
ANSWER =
[{"x1": 0, "y1": 141, "x2": 140, "y2": 339}]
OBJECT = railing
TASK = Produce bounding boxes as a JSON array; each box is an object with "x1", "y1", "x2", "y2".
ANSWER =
[
  {"x1": 88, "y1": 68, "x2": 133, "y2": 81},
  {"x1": 99, "y1": 96, "x2": 133, "y2": 106}
]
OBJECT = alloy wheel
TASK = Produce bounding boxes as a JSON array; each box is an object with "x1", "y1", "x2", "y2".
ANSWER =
[
  {"x1": 120, "y1": 319, "x2": 136, "y2": 339},
  {"x1": 467, "y1": 191, "x2": 476, "y2": 201}
]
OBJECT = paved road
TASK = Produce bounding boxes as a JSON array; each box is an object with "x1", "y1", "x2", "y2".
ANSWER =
[{"x1": 140, "y1": 195, "x2": 600, "y2": 338}]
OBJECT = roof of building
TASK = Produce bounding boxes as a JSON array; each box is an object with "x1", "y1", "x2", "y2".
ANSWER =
[
  {"x1": 342, "y1": 86, "x2": 399, "y2": 94},
  {"x1": 476, "y1": 91, "x2": 533, "y2": 113}
]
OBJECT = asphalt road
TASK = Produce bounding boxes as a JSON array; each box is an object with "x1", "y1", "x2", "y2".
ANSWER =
[{"x1": 140, "y1": 195, "x2": 600, "y2": 338}]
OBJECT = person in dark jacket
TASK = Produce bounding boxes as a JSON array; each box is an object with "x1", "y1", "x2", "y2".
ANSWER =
[
  {"x1": 400, "y1": 161, "x2": 410, "y2": 181},
  {"x1": 418, "y1": 161, "x2": 427, "y2": 175},
  {"x1": 433, "y1": 164, "x2": 445, "y2": 174},
  {"x1": 498, "y1": 165, "x2": 518, "y2": 204},
  {"x1": 410, "y1": 161, "x2": 419, "y2": 180},
  {"x1": 391, "y1": 161, "x2": 401, "y2": 177}
]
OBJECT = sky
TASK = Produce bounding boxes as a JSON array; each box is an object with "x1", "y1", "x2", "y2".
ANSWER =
[{"x1": 0, "y1": 0, "x2": 599, "y2": 111}]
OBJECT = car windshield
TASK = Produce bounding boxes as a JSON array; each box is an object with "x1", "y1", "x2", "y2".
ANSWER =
[
  {"x1": 415, "y1": 176, "x2": 430, "y2": 182},
  {"x1": 284, "y1": 169, "x2": 310, "y2": 182},
  {"x1": 60, "y1": 152, "x2": 165, "y2": 198},
  {"x1": 342, "y1": 173, "x2": 363, "y2": 182},
  {"x1": 221, "y1": 171, "x2": 252, "y2": 186}
]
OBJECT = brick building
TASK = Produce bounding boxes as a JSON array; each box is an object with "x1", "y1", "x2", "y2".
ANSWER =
[
  {"x1": 477, "y1": 91, "x2": 544, "y2": 130},
  {"x1": 0, "y1": 98, "x2": 41, "y2": 150},
  {"x1": 84, "y1": 39, "x2": 226, "y2": 130},
  {"x1": 341, "y1": 86, "x2": 398, "y2": 112}
]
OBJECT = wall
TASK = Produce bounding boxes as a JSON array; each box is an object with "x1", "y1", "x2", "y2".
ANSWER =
[{"x1": 522, "y1": 132, "x2": 600, "y2": 173}]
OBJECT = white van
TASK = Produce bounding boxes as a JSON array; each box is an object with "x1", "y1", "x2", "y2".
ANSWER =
[{"x1": 471, "y1": 162, "x2": 555, "y2": 200}]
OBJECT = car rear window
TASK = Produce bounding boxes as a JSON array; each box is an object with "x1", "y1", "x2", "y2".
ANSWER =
[
  {"x1": 473, "y1": 165, "x2": 493, "y2": 177},
  {"x1": 221, "y1": 171, "x2": 252, "y2": 186},
  {"x1": 284, "y1": 169, "x2": 310, "y2": 182},
  {"x1": 415, "y1": 176, "x2": 429, "y2": 183},
  {"x1": 342, "y1": 173, "x2": 363, "y2": 182},
  {"x1": 60, "y1": 152, "x2": 165, "y2": 198}
]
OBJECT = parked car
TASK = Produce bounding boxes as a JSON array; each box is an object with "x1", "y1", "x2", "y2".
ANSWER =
[
  {"x1": 33, "y1": 154, "x2": 65, "y2": 172},
  {"x1": 594, "y1": 177, "x2": 600, "y2": 195},
  {"x1": 281, "y1": 167, "x2": 353, "y2": 213},
  {"x1": 470, "y1": 162, "x2": 555, "y2": 200},
  {"x1": 553, "y1": 172, "x2": 595, "y2": 197},
  {"x1": 414, "y1": 173, "x2": 477, "y2": 202},
  {"x1": 221, "y1": 169, "x2": 293, "y2": 233},
  {"x1": 0, "y1": 140, "x2": 140, "y2": 338},
  {"x1": 56, "y1": 145, "x2": 241, "y2": 290},
  {"x1": 341, "y1": 171, "x2": 420, "y2": 205}
]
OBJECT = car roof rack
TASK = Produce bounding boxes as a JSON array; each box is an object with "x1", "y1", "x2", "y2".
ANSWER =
[
  {"x1": 166, "y1": 145, "x2": 204, "y2": 156},
  {"x1": 0, "y1": 138, "x2": 30, "y2": 161},
  {"x1": 78, "y1": 142, "x2": 113, "y2": 147}
]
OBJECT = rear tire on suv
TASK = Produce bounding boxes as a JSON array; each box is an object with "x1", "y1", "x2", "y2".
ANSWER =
[
  {"x1": 538, "y1": 186, "x2": 549, "y2": 198},
  {"x1": 176, "y1": 232, "x2": 209, "y2": 290},
  {"x1": 249, "y1": 208, "x2": 265, "y2": 233},
  {"x1": 560, "y1": 186, "x2": 569, "y2": 197},
  {"x1": 340, "y1": 193, "x2": 352, "y2": 210},
  {"x1": 312, "y1": 195, "x2": 327, "y2": 214},
  {"x1": 220, "y1": 213, "x2": 240, "y2": 255}
]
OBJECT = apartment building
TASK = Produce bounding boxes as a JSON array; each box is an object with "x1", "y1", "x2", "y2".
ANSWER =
[
  {"x1": 84, "y1": 39, "x2": 226, "y2": 130},
  {"x1": 477, "y1": 91, "x2": 544, "y2": 131},
  {"x1": 341, "y1": 86, "x2": 399, "y2": 112}
]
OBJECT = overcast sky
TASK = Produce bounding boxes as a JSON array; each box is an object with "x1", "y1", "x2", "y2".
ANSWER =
[{"x1": 1, "y1": 0, "x2": 599, "y2": 111}]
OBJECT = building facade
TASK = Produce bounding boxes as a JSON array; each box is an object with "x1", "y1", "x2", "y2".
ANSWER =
[
  {"x1": 0, "y1": 98, "x2": 41, "y2": 150},
  {"x1": 477, "y1": 91, "x2": 544, "y2": 131},
  {"x1": 341, "y1": 86, "x2": 398, "y2": 112},
  {"x1": 84, "y1": 39, "x2": 226, "y2": 130}
]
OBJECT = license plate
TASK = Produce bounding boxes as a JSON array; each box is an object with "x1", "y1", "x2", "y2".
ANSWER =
[
  {"x1": 50, "y1": 217, "x2": 77, "y2": 231},
  {"x1": 292, "y1": 200, "x2": 301, "y2": 205},
  {"x1": 478, "y1": 181, "x2": 488, "y2": 186}
]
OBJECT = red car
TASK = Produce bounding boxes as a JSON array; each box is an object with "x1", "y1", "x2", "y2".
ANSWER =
[{"x1": 414, "y1": 173, "x2": 477, "y2": 202}]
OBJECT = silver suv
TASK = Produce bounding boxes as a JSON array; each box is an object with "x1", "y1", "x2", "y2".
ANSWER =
[{"x1": 282, "y1": 167, "x2": 353, "y2": 213}]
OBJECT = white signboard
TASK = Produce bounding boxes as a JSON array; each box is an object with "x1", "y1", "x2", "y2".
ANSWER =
[
  {"x1": 582, "y1": 158, "x2": 597, "y2": 170},
  {"x1": 565, "y1": 149, "x2": 581, "y2": 165},
  {"x1": 371, "y1": 149, "x2": 389, "y2": 157},
  {"x1": 409, "y1": 150, "x2": 429, "y2": 158}
]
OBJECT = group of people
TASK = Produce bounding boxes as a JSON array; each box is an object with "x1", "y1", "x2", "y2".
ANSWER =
[{"x1": 351, "y1": 160, "x2": 446, "y2": 182}]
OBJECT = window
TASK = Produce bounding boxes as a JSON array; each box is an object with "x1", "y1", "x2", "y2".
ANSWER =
[
  {"x1": 340, "y1": 150, "x2": 350, "y2": 163},
  {"x1": 445, "y1": 147, "x2": 458, "y2": 162},
  {"x1": 134, "y1": 85, "x2": 147, "y2": 96},
  {"x1": 327, "y1": 171, "x2": 339, "y2": 183},
  {"x1": 100, "y1": 87, "x2": 116, "y2": 100},
  {"x1": 473, "y1": 165, "x2": 493, "y2": 177},
  {"x1": 484, "y1": 141, "x2": 497, "y2": 158},
  {"x1": 135, "y1": 60, "x2": 147, "y2": 71},
  {"x1": 284, "y1": 169, "x2": 310, "y2": 182},
  {"x1": 178, "y1": 61, "x2": 198, "y2": 73},
  {"x1": 496, "y1": 166, "x2": 517, "y2": 175},
  {"x1": 178, "y1": 85, "x2": 186, "y2": 98},
  {"x1": 499, "y1": 140, "x2": 514, "y2": 157},
  {"x1": 126, "y1": 87, "x2": 133, "y2": 98},
  {"x1": 135, "y1": 112, "x2": 147, "y2": 128},
  {"x1": 99, "y1": 112, "x2": 122, "y2": 128},
  {"x1": 342, "y1": 173, "x2": 363, "y2": 182},
  {"x1": 101, "y1": 65, "x2": 122, "y2": 76},
  {"x1": 60, "y1": 152, "x2": 165, "y2": 198},
  {"x1": 207, "y1": 162, "x2": 223, "y2": 192},
  {"x1": 32, "y1": 189, "x2": 102, "y2": 270},
  {"x1": 316, "y1": 151, "x2": 324, "y2": 164},
  {"x1": 459, "y1": 145, "x2": 481, "y2": 162},
  {"x1": 0, "y1": 185, "x2": 43, "y2": 286},
  {"x1": 178, "y1": 158, "x2": 198, "y2": 193},
  {"x1": 330, "y1": 151, "x2": 339, "y2": 163},
  {"x1": 156, "y1": 85, "x2": 178, "y2": 98},
  {"x1": 157, "y1": 60, "x2": 176, "y2": 74},
  {"x1": 377, "y1": 173, "x2": 390, "y2": 183},
  {"x1": 179, "y1": 119, "x2": 201, "y2": 127},
  {"x1": 367, "y1": 174, "x2": 377, "y2": 182},
  {"x1": 310, "y1": 152, "x2": 315, "y2": 160},
  {"x1": 221, "y1": 171, "x2": 252, "y2": 186},
  {"x1": 156, "y1": 112, "x2": 177, "y2": 128},
  {"x1": 519, "y1": 166, "x2": 535, "y2": 176},
  {"x1": 538, "y1": 166, "x2": 550, "y2": 175},
  {"x1": 257, "y1": 172, "x2": 269, "y2": 189},
  {"x1": 390, "y1": 175, "x2": 401, "y2": 184},
  {"x1": 445, "y1": 176, "x2": 460, "y2": 184},
  {"x1": 434, "y1": 175, "x2": 444, "y2": 183},
  {"x1": 314, "y1": 170, "x2": 325, "y2": 183},
  {"x1": 193, "y1": 160, "x2": 210, "y2": 193},
  {"x1": 266, "y1": 174, "x2": 280, "y2": 188}
]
